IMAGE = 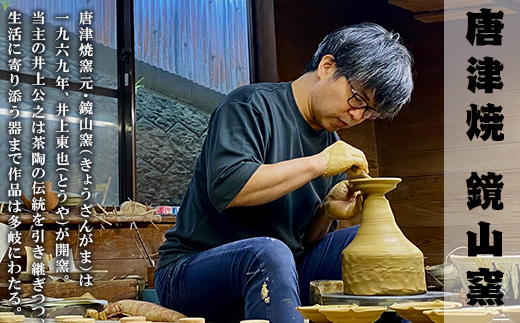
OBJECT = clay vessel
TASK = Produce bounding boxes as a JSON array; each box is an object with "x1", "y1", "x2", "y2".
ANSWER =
[{"x1": 341, "y1": 177, "x2": 426, "y2": 295}]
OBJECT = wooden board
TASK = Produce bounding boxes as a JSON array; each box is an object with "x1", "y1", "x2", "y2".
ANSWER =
[
  {"x1": 0, "y1": 279, "x2": 138, "y2": 303},
  {"x1": 339, "y1": 120, "x2": 380, "y2": 177},
  {"x1": 92, "y1": 258, "x2": 156, "y2": 280},
  {"x1": 388, "y1": 176, "x2": 443, "y2": 221},
  {"x1": 388, "y1": 0, "x2": 443, "y2": 13},
  {"x1": 378, "y1": 152, "x2": 443, "y2": 178}
]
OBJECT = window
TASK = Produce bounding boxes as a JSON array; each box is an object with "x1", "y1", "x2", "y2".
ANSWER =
[
  {"x1": 0, "y1": 1, "x2": 119, "y2": 206},
  {"x1": 1, "y1": 0, "x2": 252, "y2": 208},
  {"x1": 134, "y1": 0, "x2": 251, "y2": 206}
]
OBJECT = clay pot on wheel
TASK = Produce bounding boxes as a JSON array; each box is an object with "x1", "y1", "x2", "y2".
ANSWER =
[{"x1": 341, "y1": 177, "x2": 426, "y2": 296}]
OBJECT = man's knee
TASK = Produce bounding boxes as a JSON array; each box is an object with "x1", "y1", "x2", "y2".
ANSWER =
[{"x1": 243, "y1": 237, "x2": 296, "y2": 275}]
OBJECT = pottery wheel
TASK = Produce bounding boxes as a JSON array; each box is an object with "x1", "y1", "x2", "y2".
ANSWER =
[{"x1": 321, "y1": 291, "x2": 452, "y2": 307}]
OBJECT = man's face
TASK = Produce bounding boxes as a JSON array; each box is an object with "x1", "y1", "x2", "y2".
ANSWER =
[{"x1": 310, "y1": 71, "x2": 375, "y2": 132}]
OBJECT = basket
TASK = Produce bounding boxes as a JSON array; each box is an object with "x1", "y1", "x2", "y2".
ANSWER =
[{"x1": 450, "y1": 255, "x2": 520, "y2": 305}]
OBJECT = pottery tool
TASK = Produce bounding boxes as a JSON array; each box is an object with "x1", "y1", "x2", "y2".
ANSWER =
[
  {"x1": 100, "y1": 176, "x2": 111, "y2": 206},
  {"x1": 50, "y1": 169, "x2": 59, "y2": 182},
  {"x1": 130, "y1": 230, "x2": 152, "y2": 267},
  {"x1": 349, "y1": 166, "x2": 371, "y2": 178},
  {"x1": 131, "y1": 222, "x2": 155, "y2": 267}
]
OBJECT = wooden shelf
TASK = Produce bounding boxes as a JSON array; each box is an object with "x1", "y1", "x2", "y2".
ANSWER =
[
  {"x1": 0, "y1": 213, "x2": 176, "y2": 283},
  {"x1": 0, "y1": 213, "x2": 176, "y2": 225}
]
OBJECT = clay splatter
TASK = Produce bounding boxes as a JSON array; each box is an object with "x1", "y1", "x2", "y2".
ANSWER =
[{"x1": 261, "y1": 281, "x2": 270, "y2": 303}]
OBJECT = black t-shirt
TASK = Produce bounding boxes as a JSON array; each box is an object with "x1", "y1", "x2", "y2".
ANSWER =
[{"x1": 157, "y1": 82, "x2": 344, "y2": 270}]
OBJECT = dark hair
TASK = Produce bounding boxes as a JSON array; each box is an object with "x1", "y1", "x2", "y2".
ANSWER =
[{"x1": 305, "y1": 22, "x2": 414, "y2": 119}]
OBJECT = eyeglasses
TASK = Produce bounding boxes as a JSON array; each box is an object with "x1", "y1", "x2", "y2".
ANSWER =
[{"x1": 346, "y1": 79, "x2": 380, "y2": 120}]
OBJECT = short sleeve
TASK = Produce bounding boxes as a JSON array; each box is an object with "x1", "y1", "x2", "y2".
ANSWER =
[{"x1": 203, "y1": 102, "x2": 269, "y2": 212}]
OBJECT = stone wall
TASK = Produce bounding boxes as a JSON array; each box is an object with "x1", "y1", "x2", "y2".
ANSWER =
[{"x1": 136, "y1": 88, "x2": 210, "y2": 206}]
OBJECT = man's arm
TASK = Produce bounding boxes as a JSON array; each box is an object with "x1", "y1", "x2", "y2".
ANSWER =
[
  {"x1": 304, "y1": 180, "x2": 363, "y2": 244},
  {"x1": 227, "y1": 154, "x2": 323, "y2": 207},
  {"x1": 226, "y1": 140, "x2": 368, "y2": 208},
  {"x1": 303, "y1": 202, "x2": 334, "y2": 244}
]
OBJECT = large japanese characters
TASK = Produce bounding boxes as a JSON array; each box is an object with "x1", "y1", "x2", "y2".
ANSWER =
[{"x1": 341, "y1": 178, "x2": 426, "y2": 295}]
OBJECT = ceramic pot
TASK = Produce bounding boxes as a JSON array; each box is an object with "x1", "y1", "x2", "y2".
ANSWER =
[{"x1": 341, "y1": 177, "x2": 426, "y2": 295}]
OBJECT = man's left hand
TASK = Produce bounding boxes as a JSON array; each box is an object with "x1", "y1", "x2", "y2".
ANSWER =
[{"x1": 322, "y1": 180, "x2": 363, "y2": 220}]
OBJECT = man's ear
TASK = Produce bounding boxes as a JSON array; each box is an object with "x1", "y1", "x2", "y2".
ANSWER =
[{"x1": 317, "y1": 54, "x2": 336, "y2": 80}]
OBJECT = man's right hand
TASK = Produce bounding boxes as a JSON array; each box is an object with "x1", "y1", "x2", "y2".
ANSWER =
[{"x1": 318, "y1": 140, "x2": 368, "y2": 177}]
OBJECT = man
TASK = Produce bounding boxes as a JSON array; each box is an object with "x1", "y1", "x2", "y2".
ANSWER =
[{"x1": 155, "y1": 22, "x2": 413, "y2": 323}]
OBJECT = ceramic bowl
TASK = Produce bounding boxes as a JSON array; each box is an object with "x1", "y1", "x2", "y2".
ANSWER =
[
  {"x1": 389, "y1": 300, "x2": 462, "y2": 323},
  {"x1": 423, "y1": 308, "x2": 500, "y2": 323},
  {"x1": 295, "y1": 305, "x2": 335, "y2": 323},
  {"x1": 500, "y1": 306, "x2": 520, "y2": 323},
  {"x1": 318, "y1": 304, "x2": 387, "y2": 323}
]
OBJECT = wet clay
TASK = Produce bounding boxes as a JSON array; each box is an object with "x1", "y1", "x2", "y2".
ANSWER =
[
  {"x1": 261, "y1": 281, "x2": 270, "y2": 303},
  {"x1": 321, "y1": 141, "x2": 364, "y2": 177},
  {"x1": 341, "y1": 178, "x2": 426, "y2": 296}
]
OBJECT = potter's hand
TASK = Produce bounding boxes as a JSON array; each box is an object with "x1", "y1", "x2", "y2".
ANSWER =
[
  {"x1": 318, "y1": 141, "x2": 368, "y2": 177},
  {"x1": 322, "y1": 180, "x2": 363, "y2": 220}
]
